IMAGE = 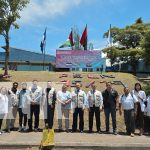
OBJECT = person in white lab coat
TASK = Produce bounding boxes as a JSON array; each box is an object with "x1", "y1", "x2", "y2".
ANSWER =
[
  {"x1": 132, "y1": 83, "x2": 146, "y2": 136},
  {"x1": 0, "y1": 87, "x2": 9, "y2": 135}
]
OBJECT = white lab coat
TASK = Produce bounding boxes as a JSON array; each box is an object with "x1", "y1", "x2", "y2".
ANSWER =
[
  {"x1": 0, "y1": 93, "x2": 8, "y2": 114},
  {"x1": 146, "y1": 96, "x2": 150, "y2": 117},
  {"x1": 132, "y1": 90, "x2": 146, "y2": 112}
]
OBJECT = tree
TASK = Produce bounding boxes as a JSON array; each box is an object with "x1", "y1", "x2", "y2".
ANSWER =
[
  {"x1": 102, "y1": 46, "x2": 121, "y2": 66},
  {"x1": 0, "y1": 0, "x2": 29, "y2": 75},
  {"x1": 135, "y1": 17, "x2": 143, "y2": 24},
  {"x1": 103, "y1": 18, "x2": 150, "y2": 75},
  {"x1": 142, "y1": 31, "x2": 150, "y2": 65}
]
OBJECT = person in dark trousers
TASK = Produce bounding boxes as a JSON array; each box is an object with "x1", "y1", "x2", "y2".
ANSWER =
[
  {"x1": 28, "y1": 80, "x2": 42, "y2": 132},
  {"x1": 87, "y1": 83, "x2": 103, "y2": 133},
  {"x1": 119, "y1": 87, "x2": 138, "y2": 137},
  {"x1": 18, "y1": 83, "x2": 30, "y2": 132},
  {"x1": 102, "y1": 82, "x2": 119, "y2": 135},
  {"x1": 100, "y1": 65, "x2": 103, "y2": 74},
  {"x1": 132, "y1": 83, "x2": 146, "y2": 136},
  {"x1": 42, "y1": 81, "x2": 56, "y2": 129},
  {"x1": 71, "y1": 83, "x2": 87, "y2": 133}
]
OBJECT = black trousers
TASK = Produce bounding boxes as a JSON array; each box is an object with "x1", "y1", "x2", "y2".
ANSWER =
[
  {"x1": 144, "y1": 116, "x2": 150, "y2": 132},
  {"x1": 89, "y1": 106, "x2": 100, "y2": 131},
  {"x1": 0, "y1": 114, "x2": 5, "y2": 130},
  {"x1": 18, "y1": 108, "x2": 27, "y2": 127},
  {"x1": 124, "y1": 109, "x2": 135, "y2": 134},
  {"x1": 44, "y1": 105, "x2": 55, "y2": 129},
  {"x1": 72, "y1": 108, "x2": 84, "y2": 131},
  {"x1": 28, "y1": 105, "x2": 40, "y2": 129},
  {"x1": 104, "y1": 107, "x2": 116, "y2": 132},
  {"x1": 136, "y1": 103, "x2": 144, "y2": 129}
]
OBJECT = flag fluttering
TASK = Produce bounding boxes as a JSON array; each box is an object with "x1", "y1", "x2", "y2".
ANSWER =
[
  {"x1": 107, "y1": 24, "x2": 112, "y2": 47},
  {"x1": 69, "y1": 31, "x2": 74, "y2": 47},
  {"x1": 59, "y1": 30, "x2": 74, "y2": 48},
  {"x1": 80, "y1": 25, "x2": 87, "y2": 50},
  {"x1": 40, "y1": 28, "x2": 47, "y2": 53}
]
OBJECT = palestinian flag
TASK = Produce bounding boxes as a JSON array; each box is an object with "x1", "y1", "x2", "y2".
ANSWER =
[{"x1": 59, "y1": 30, "x2": 74, "y2": 48}]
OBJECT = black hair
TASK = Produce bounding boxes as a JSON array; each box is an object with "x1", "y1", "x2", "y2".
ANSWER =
[
  {"x1": 134, "y1": 82, "x2": 142, "y2": 91},
  {"x1": 33, "y1": 79, "x2": 38, "y2": 82},
  {"x1": 13, "y1": 82, "x2": 18, "y2": 86}
]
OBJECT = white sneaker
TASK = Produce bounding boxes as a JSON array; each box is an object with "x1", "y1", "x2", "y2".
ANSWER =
[{"x1": 0, "y1": 131, "x2": 2, "y2": 135}]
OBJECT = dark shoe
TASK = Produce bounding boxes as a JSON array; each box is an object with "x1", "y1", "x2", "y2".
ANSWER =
[
  {"x1": 126, "y1": 131, "x2": 131, "y2": 135},
  {"x1": 34, "y1": 128, "x2": 39, "y2": 132},
  {"x1": 10, "y1": 128, "x2": 14, "y2": 131},
  {"x1": 113, "y1": 131, "x2": 118, "y2": 135},
  {"x1": 27, "y1": 128, "x2": 33, "y2": 132},
  {"x1": 105, "y1": 130, "x2": 109, "y2": 134},
  {"x1": 6, "y1": 129, "x2": 11, "y2": 133},
  {"x1": 80, "y1": 130, "x2": 83, "y2": 133},
  {"x1": 97, "y1": 130, "x2": 102, "y2": 134},
  {"x1": 65, "y1": 129, "x2": 69, "y2": 133},
  {"x1": 58, "y1": 129, "x2": 63, "y2": 132},
  {"x1": 71, "y1": 129, "x2": 76, "y2": 133},
  {"x1": 89, "y1": 130, "x2": 93, "y2": 133}
]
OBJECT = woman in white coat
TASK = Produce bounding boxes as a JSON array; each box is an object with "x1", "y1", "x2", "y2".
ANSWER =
[
  {"x1": 145, "y1": 95, "x2": 150, "y2": 134},
  {"x1": 0, "y1": 87, "x2": 9, "y2": 135},
  {"x1": 132, "y1": 83, "x2": 146, "y2": 136}
]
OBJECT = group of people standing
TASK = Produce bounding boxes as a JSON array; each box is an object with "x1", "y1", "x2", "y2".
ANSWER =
[{"x1": 0, "y1": 80, "x2": 150, "y2": 137}]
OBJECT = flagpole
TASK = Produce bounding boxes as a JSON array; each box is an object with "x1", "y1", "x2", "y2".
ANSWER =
[
  {"x1": 85, "y1": 24, "x2": 87, "y2": 50},
  {"x1": 43, "y1": 28, "x2": 47, "y2": 71},
  {"x1": 43, "y1": 44, "x2": 46, "y2": 71},
  {"x1": 71, "y1": 28, "x2": 73, "y2": 50}
]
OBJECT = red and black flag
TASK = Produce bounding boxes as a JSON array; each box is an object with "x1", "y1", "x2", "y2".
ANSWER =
[{"x1": 80, "y1": 25, "x2": 87, "y2": 50}]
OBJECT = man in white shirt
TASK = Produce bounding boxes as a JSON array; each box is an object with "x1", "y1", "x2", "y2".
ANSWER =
[
  {"x1": 71, "y1": 83, "x2": 87, "y2": 133},
  {"x1": 57, "y1": 84, "x2": 71, "y2": 132},
  {"x1": 87, "y1": 83, "x2": 103, "y2": 133},
  {"x1": 119, "y1": 87, "x2": 138, "y2": 137}
]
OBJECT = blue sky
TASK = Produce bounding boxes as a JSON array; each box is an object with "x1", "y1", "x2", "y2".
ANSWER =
[{"x1": 0, "y1": 0, "x2": 150, "y2": 55}]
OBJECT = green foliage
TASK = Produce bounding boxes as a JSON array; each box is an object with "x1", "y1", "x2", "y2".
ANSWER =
[
  {"x1": 102, "y1": 18, "x2": 150, "y2": 74},
  {"x1": 102, "y1": 47, "x2": 121, "y2": 65},
  {"x1": 0, "y1": 0, "x2": 29, "y2": 75},
  {"x1": 142, "y1": 31, "x2": 150, "y2": 65},
  {"x1": 135, "y1": 17, "x2": 143, "y2": 24},
  {"x1": 0, "y1": 0, "x2": 29, "y2": 35},
  {"x1": 143, "y1": 82, "x2": 150, "y2": 96}
]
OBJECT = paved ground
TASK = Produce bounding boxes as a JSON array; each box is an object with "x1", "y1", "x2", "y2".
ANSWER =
[{"x1": 0, "y1": 131, "x2": 150, "y2": 149}]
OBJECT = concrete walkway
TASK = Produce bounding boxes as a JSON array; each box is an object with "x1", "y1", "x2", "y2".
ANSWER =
[{"x1": 0, "y1": 131, "x2": 150, "y2": 149}]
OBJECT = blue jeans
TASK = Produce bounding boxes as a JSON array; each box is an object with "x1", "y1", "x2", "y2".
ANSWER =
[{"x1": 104, "y1": 107, "x2": 116, "y2": 132}]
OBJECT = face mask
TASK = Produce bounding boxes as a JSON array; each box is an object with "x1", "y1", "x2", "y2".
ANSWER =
[
  {"x1": 32, "y1": 85, "x2": 37, "y2": 89},
  {"x1": 1, "y1": 88, "x2": 7, "y2": 95}
]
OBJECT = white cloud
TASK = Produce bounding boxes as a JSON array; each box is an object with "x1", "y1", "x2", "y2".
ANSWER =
[{"x1": 19, "y1": 0, "x2": 82, "y2": 24}]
